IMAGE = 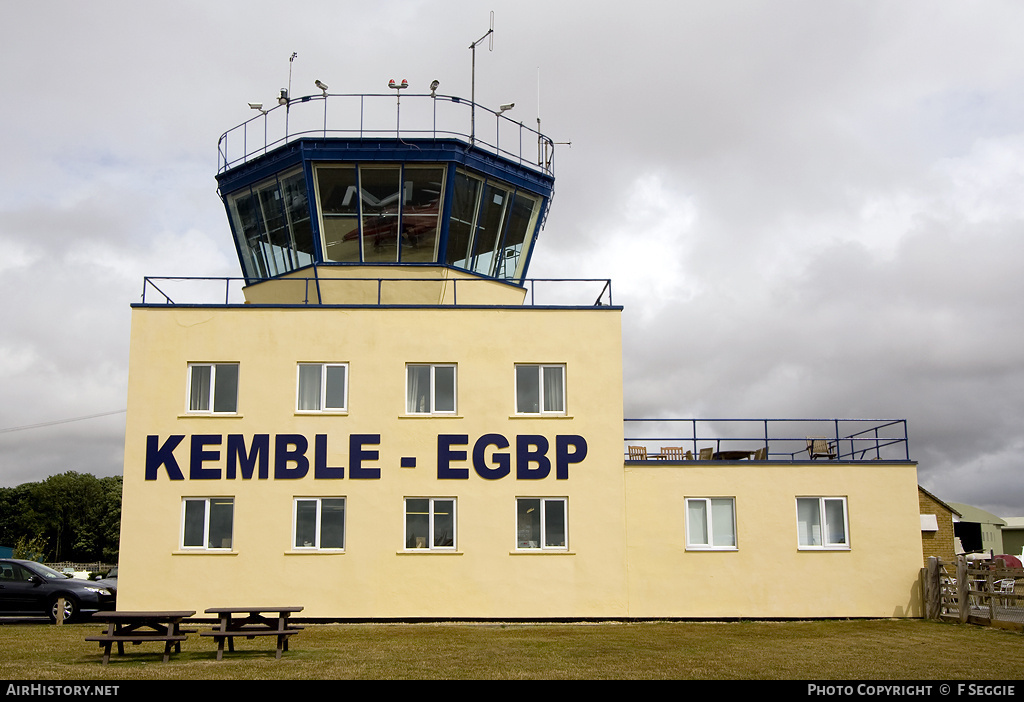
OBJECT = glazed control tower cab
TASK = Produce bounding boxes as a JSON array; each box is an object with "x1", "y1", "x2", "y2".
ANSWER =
[{"x1": 215, "y1": 81, "x2": 556, "y2": 305}]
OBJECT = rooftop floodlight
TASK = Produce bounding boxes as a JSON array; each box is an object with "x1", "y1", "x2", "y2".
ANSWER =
[
  {"x1": 278, "y1": 88, "x2": 289, "y2": 105},
  {"x1": 497, "y1": 102, "x2": 515, "y2": 115},
  {"x1": 315, "y1": 79, "x2": 329, "y2": 96},
  {"x1": 430, "y1": 79, "x2": 439, "y2": 97}
]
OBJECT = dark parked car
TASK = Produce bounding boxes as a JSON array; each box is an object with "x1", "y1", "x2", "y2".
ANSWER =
[
  {"x1": 92, "y1": 566, "x2": 117, "y2": 595},
  {"x1": 0, "y1": 559, "x2": 116, "y2": 622}
]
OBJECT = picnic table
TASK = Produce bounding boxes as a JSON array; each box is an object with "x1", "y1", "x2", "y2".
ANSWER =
[
  {"x1": 200, "y1": 606, "x2": 303, "y2": 660},
  {"x1": 86, "y1": 610, "x2": 195, "y2": 664}
]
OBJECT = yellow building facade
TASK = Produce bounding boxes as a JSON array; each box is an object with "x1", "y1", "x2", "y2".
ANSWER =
[{"x1": 116, "y1": 89, "x2": 923, "y2": 619}]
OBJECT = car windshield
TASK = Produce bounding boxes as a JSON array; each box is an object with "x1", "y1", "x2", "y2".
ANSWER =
[{"x1": 27, "y1": 562, "x2": 69, "y2": 579}]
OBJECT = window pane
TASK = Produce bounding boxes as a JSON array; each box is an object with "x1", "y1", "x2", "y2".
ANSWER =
[
  {"x1": 471, "y1": 183, "x2": 509, "y2": 275},
  {"x1": 445, "y1": 171, "x2": 481, "y2": 268},
  {"x1": 710, "y1": 499, "x2": 736, "y2": 547},
  {"x1": 517, "y1": 498, "x2": 541, "y2": 548},
  {"x1": 360, "y1": 167, "x2": 401, "y2": 263},
  {"x1": 825, "y1": 499, "x2": 847, "y2": 545},
  {"x1": 228, "y1": 190, "x2": 269, "y2": 279},
  {"x1": 213, "y1": 364, "x2": 238, "y2": 413},
  {"x1": 317, "y1": 166, "x2": 361, "y2": 263},
  {"x1": 258, "y1": 182, "x2": 293, "y2": 274},
  {"x1": 320, "y1": 499, "x2": 346, "y2": 549},
  {"x1": 797, "y1": 498, "x2": 822, "y2": 546},
  {"x1": 494, "y1": 191, "x2": 539, "y2": 280},
  {"x1": 324, "y1": 366, "x2": 347, "y2": 410},
  {"x1": 297, "y1": 364, "x2": 322, "y2": 411},
  {"x1": 687, "y1": 500, "x2": 709, "y2": 546},
  {"x1": 542, "y1": 366, "x2": 564, "y2": 413},
  {"x1": 281, "y1": 169, "x2": 314, "y2": 268},
  {"x1": 407, "y1": 366, "x2": 431, "y2": 413},
  {"x1": 189, "y1": 366, "x2": 211, "y2": 412},
  {"x1": 434, "y1": 366, "x2": 456, "y2": 413},
  {"x1": 295, "y1": 500, "x2": 317, "y2": 548},
  {"x1": 406, "y1": 499, "x2": 430, "y2": 548},
  {"x1": 208, "y1": 498, "x2": 234, "y2": 549},
  {"x1": 516, "y1": 366, "x2": 539, "y2": 413},
  {"x1": 433, "y1": 499, "x2": 455, "y2": 547},
  {"x1": 544, "y1": 500, "x2": 566, "y2": 548},
  {"x1": 183, "y1": 500, "x2": 206, "y2": 547},
  {"x1": 400, "y1": 167, "x2": 444, "y2": 263}
]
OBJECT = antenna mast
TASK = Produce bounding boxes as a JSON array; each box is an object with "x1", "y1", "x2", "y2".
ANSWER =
[{"x1": 469, "y1": 11, "x2": 494, "y2": 145}]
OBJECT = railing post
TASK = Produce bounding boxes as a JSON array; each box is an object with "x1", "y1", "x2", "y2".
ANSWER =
[{"x1": 957, "y1": 557, "x2": 969, "y2": 624}]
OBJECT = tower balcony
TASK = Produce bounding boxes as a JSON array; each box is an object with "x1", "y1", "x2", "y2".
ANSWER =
[{"x1": 214, "y1": 92, "x2": 558, "y2": 299}]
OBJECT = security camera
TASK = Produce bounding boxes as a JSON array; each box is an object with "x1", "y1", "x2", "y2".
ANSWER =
[
  {"x1": 315, "y1": 80, "x2": 329, "y2": 95},
  {"x1": 248, "y1": 102, "x2": 263, "y2": 111}
]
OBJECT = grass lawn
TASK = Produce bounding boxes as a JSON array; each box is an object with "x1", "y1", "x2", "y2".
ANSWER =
[{"x1": 0, "y1": 618, "x2": 1021, "y2": 680}]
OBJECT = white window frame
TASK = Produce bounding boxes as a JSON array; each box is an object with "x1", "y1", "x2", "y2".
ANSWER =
[
  {"x1": 296, "y1": 363, "x2": 349, "y2": 413},
  {"x1": 180, "y1": 497, "x2": 234, "y2": 551},
  {"x1": 515, "y1": 497, "x2": 568, "y2": 551},
  {"x1": 186, "y1": 362, "x2": 239, "y2": 414},
  {"x1": 405, "y1": 364, "x2": 457, "y2": 415},
  {"x1": 796, "y1": 496, "x2": 850, "y2": 550},
  {"x1": 292, "y1": 497, "x2": 346, "y2": 551},
  {"x1": 514, "y1": 364, "x2": 566, "y2": 415},
  {"x1": 404, "y1": 498, "x2": 457, "y2": 551},
  {"x1": 685, "y1": 497, "x2": 738, "y2": 550}
]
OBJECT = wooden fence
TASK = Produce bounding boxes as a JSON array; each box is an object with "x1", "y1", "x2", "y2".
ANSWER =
[{"x1": 924, "y1": 556, "x2": 1023, "y2": 631}]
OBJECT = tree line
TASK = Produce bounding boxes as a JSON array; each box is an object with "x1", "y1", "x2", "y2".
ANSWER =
[{"x1": 0, "y1": 472, "x2": 121, "y2": 564}]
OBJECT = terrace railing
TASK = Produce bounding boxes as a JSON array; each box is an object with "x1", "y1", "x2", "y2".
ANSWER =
[
  {"x1": 217, "y1": 93, "x2": 556, "y2": 177},
  {"x1": 624, "y1": 418, "x2": 910, "y2": 462},
  {"x1": 137, "y1": 273, "x2": 614, "y2": 308}
]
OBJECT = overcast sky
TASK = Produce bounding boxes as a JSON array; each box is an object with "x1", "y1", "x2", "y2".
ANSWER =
[{"x1": 1, "y1": 1, "x2": 1022, "y2": 520}]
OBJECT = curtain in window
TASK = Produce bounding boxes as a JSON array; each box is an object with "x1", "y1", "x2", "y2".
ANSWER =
[
  {"x1": 407, "y1": 366, "x2": 430, "y2": 413},
  {"x1": 297, "y1": 365, "x2": 322, "y2": 411},
  {"x1": 189, "y1": 366, "x2": 211, "y2": 412},
  {"x1": 542, "y1": 366, "x2": 564, "y2": 412},
  {"x1": 687, "y1": 500, "x2": 709, "y2": 545}
]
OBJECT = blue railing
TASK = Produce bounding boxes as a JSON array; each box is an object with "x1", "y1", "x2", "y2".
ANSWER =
[
  {"x1": 623, "y1": 418, "x2": 910, "y2": 462},
  {"x1": 137, "y1": 273, "x2": 613, "y2": 308},
  {"x1": 217, "y1": 93, "x2": 555, "y2": 177}
]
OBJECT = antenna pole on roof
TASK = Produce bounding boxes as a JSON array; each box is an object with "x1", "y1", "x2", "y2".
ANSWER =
[{"x1": 469, "y1": 11, "x2": 494, "y2": 145}]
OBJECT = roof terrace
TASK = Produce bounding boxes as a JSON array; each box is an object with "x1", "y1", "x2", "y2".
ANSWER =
[
  {"x1": 218, "y1": 91, "x2": 556, "y2": 177},
  {"x1": 135, "y1": 271, "x2": 615, "y2": 308},
  {"x1": 624, "y1": 418, "x2": 911, "y2": 462}
]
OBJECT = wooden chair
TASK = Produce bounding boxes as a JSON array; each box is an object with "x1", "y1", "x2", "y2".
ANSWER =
[
  {"x1": 806, "y1": 438, "x2": 837, "y2": 460},
  {"x1": 753, "y1": 447, "x2": 768, "y2": 460},
  {"x1": 627, "y1": 446, "x2": 647, "y2": 460},
  {"x1": 661, "y1": 447, "x2": 686, "y2": 461},
  {"x1": 698, "y1": 447, "x2": 714, "y2": 460}
]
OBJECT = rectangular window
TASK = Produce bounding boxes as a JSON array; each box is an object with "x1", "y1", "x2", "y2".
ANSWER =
[
  {"x1": 187, "y1": 363, "x2": 239, "y2": 414},
  {"x1": 406, "y1": 364, "x2": 456, "y2": 414},
  {"x1": 296, "y1": 363, "x2": 348, "y2": 412},
  {"x1": 515, "y1": 364, "x2": 565, "y2": 415},
  {"x1": 404, "y1": 498, "x2": 456, "y2": 550},
  {"x1": 516, "y1": 498, "x2": 567, "y2": 550},
  {"x1": 685, "y1": 498, "x2": 737, "y2": 550},
  {"x1": 293, "y1": 498, "x2": 346, "y2": 550},
  {"x1": 181, "y1": 497, "x2": 234, "y2": 550},
  {"x1": 797, "y1": 497, "x2": 849, "y2": 549}
]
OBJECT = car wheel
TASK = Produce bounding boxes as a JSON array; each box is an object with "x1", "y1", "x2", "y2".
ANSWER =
[{"x1": 49, "y1": 595, "x2": 77, "y2": 623}]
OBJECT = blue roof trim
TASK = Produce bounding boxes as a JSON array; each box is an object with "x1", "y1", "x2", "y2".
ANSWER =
[
  {"x1": 131, "y1": 303, "x2": 623, "y2": 311},
  {"x1": 215, "y1": 138, "x2": 554, "y2": 197}
]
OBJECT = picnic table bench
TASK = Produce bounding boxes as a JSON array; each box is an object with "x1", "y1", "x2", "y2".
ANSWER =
[
  {"x1": 200, "y1": 606, "x2": 303, "y2": 660},
  {"x1": 86, "y1": 610, "x2": 196, "y2": 664}
]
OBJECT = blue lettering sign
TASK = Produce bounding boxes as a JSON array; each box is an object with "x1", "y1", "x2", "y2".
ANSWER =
[
  {"x1": 349, "y1": 434, "x2": 380, "y2": 479},
  {"x1": 145, "y1": 435, "x2": 185, "y2": 481},
  {"x1": 274, "y1": 434, "x2": 309, "y2": 479}
]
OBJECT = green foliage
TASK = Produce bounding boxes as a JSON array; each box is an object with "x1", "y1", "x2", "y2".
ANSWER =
[
  {"x1": 1, "y1": 472, "x2": 121, "y2": 563},
  {"x1": 13, "y1": 534, "x2": 48, "y2": 561}
]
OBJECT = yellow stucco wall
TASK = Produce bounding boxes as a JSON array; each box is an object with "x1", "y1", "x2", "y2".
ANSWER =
[
  {"x1": 624, "y1": 462, "x2": 923, "y2": 618},
  {"x1": 118, "y1": 299, "x2": 922, "y2": 619},
  {"x1": 118, "y1": 303, "x2": 627, "y2": 618}
]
